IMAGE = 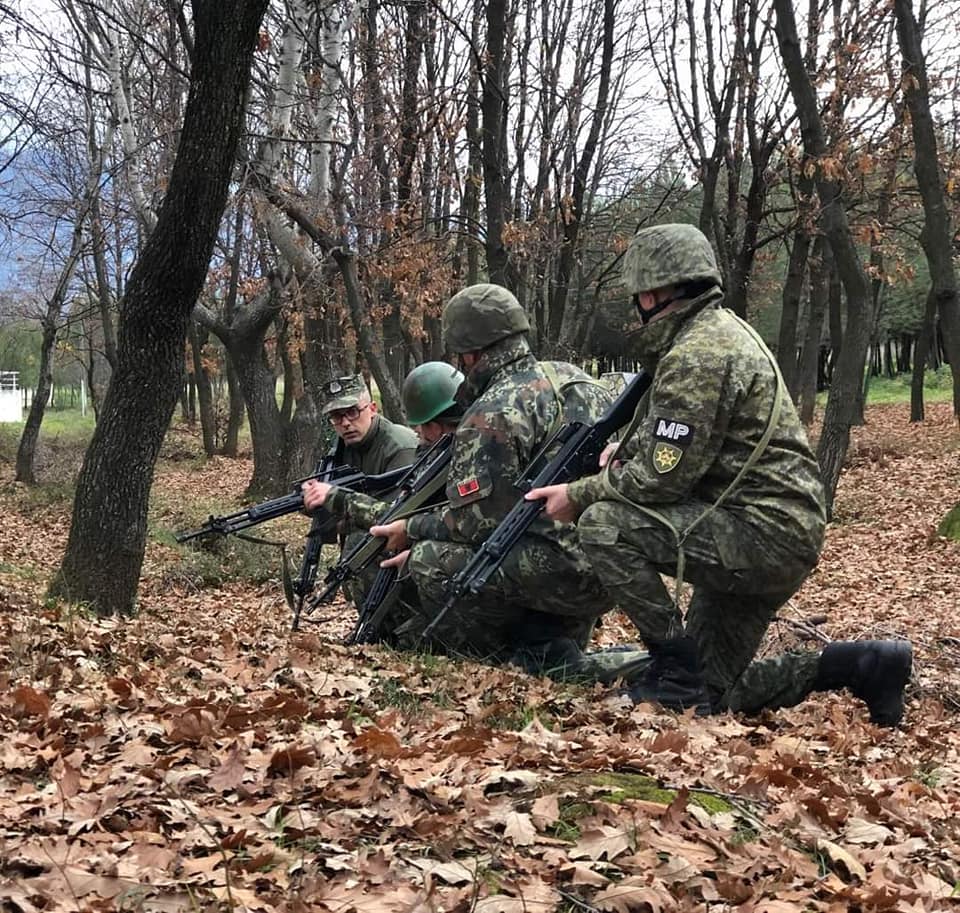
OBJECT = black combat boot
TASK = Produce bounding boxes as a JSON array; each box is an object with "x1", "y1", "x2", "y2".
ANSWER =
[
  {"x1": 814, "y1": 640, "x2": 913, "y2": 727},
  {"x1": 627, "y1": 636, "x2": 712, "y2": 715},
  {"x1": 508, "y1": 636, "x2": 589, "y2": 682}
]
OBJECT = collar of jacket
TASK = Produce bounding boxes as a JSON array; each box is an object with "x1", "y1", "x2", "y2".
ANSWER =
[
  {"x1": 459, "y1": 334, "x2": 533, "y2": 405},
  {"x1": 632, "y1": 286, "x2": 725, "y2": 370},
  {"x1": 351, "y1": 413, "x2": 382, "y2": 452}
]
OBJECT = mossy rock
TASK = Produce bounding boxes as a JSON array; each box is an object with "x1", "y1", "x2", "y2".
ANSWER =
[
  {"x1": 938, "y1": 503, "x2": 960, "y2": 541},
  {"x1": 555, "y1": 771, "x2": 732, "y2": 815}
]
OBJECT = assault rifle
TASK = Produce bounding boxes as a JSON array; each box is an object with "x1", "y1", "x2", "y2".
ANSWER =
[
  {"x1": 346, "y1": 564, "x2": 401, "y2": 645},
  {"x1": 288, "y1": 438, "x2": 346, "y2": 621},
  {"x1": 422, "y1": 370, "x2": 652, "y2": 640},
  {"x1": 295, "y1": 433, "x2": 453, "y2": 630},
  {"x1": 175, "y1": 463, "x2": 409, "y2": 543}
]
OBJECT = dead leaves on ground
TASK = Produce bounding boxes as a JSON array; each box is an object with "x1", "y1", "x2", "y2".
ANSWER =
[{"x1": 0, "y1": 404, "x2": 959, "y2": 911}]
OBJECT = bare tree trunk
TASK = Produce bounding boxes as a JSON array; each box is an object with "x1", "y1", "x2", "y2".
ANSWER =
[
  {"x1": 798, "y1": 236, "x2": 831, "y2": 425},
  {"x1": 188, "y1": 320, "x2": 216, "y2": 456},
  {"x1": 15, "y1": 324, "x2": 58, "y2": 485},
  {"x1": 777, "y1": 220, "x2": 811, "y2": 398},
  {"x1": 894, "y1": 0, "x2": 960, "y2": 416},
  {"x1": 910, "y1": 293, "x2": 937, "y2": 421},
  {"x1": 774, "y1": 0, "x2": 873, "y2": 515},
  {"x1": 550, "y1": 0, "x2": 614, "y2": 353},
  {"x1": 49, "y1": 1, "x2": 269, "y2": 616},
  {"x1": 222, "y1": 353, "x2": 244, "y2": 457},
  {"x1": 482, "y1": 0, "x2": 513, "y2": 286}
]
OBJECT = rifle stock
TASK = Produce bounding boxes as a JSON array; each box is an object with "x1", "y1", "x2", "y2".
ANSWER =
[{"x1": 423, "y1": 370, "x2": 652, "y2": 640}]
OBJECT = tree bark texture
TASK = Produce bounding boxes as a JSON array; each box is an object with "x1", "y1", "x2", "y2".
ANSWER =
[
  {"x1": 481, "y1": 0, "x2": 513, "y2": 287},
  {"x1": 49, "y1": 0, "x2": 269, "y2": 615},
  {"x1": 894, "y1": 0, "x2": 960, "y2": 416},
  {"x1": 774, "y1": 0, "x2": 873, "y2": 515}
]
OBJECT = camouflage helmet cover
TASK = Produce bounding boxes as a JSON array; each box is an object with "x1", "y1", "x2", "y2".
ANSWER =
[
  {"x1": 623, "y1": 223, "x2": 722, "y2": 295},
  {"x1": 442, "y1": 283, "x2": 530, "y2": 353},
  {"x1": 402, "y1": 361, "x2": 465, "y2": 425}
]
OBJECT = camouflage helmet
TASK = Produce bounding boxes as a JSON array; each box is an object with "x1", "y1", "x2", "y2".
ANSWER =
[
  {"x1": 402, "y1": 361, "x2": 465, "y2": 425},
  {"x1": 623, "y1": 224, "x2": 722, "y2": 295},
  {"x1": 442, "y1": 283, "x2": 530, "y2": 353}
]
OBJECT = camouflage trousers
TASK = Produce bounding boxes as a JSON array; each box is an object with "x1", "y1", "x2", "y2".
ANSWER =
[
  {"x1": 398, "y1": 535, "x2": 611, "y2": 664},
  {"x1": 578, "y1": 499, "x2": 821, "y2": 714}
]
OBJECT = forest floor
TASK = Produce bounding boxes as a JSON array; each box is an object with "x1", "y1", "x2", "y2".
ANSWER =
[{"x1": 0, "y1": 402, "x2": 959, "y2": 913}]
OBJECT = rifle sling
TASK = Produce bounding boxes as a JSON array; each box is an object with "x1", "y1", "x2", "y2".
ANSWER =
[{"x1": 598, "y1": 314, "x2": 784, "y2": 607}]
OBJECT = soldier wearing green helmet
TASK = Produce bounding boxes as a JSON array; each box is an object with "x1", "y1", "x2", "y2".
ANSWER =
[
  {"x1": 402, "y1": 361, "x2": 465, "y2": 428},
  {"x1": 371, "y1": 283, "x2": 615, "y2": 668},
  {"x1": 528, "y1": 223, "x2": 913, "y2": 726}
]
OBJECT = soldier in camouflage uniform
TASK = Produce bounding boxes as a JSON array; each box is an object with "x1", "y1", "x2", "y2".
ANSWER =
[
  {"x1": 372, "y1": 284, "x2": 614, "y2": 667},
  {"x1": 529, "y1": 224, "x2": 913, "y2": 726}
]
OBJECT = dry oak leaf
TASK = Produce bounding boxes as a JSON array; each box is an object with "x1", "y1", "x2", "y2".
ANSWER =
[
  {"x1": 502, "y1": 810, "x2": 537, "y2": 846},
  {"x1": 10, "y1": 685, "x2": 51, "y2": 718},
  {"x1": 530, "y1": 793, "x2": 560, "y2": 829},
  {"x1": 353, "y1": 726, "x2": 405, "y2": 759},
  {"x1": 267, "y1": 744, "x2": 316, "y2": 775},
  {"x1": 594, "y1": 875, "x2": 677, "y2": 912},
  {"x1": 843, "y1": 816, "x2": 894, "y2": 845},
  {"x1": 571, "y1": 826, "x2": 632, "y2": 861},
  {"x1": 815, "y1": 838, "x2": 867, "y2": 882},
  {"x1": 407, "y1": 855, "x2": 490, "y2": 885},
  {"x1": 208, "y1": 742, "x2": 249, "y2": 791}
]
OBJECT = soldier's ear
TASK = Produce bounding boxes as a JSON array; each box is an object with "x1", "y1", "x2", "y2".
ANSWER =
[{"x1": 369, "y1": 400, "x2": 378, "y2": 414}]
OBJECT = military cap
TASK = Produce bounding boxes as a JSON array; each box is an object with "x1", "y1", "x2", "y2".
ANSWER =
[{"x1": 321, "y1": 374, "x2": 369, "y2": 414}]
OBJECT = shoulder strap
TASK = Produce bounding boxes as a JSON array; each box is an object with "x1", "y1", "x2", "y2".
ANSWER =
[{"x1": 597, "y1": 312, "x2": 785, "y2": 606}]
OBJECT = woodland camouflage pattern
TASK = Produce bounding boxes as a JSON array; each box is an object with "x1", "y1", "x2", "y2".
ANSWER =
[
  {"x1": 568, "y1": 223, "x2": 828, "y2": 712},
  {"x1": 399, "y1": 335, "x2": 614, "y2": 657},
  {"x1": 441, "y1": 283, "x2": 531, "y2": 353}
]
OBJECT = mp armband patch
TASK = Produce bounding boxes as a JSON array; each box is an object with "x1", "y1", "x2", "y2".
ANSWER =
[{"x1": 652, "y1": 417, "x2": 695, "y2": 474}]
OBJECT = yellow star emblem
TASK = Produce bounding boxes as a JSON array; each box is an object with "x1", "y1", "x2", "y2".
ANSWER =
[{"x1": 652, "y1": 441, "x2": 682, "y2": 474}]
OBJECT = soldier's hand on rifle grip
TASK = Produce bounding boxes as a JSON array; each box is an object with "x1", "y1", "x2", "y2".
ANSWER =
[
  {"x1": 302, "y1": 480, "x2": 333, "y2": 513},
  {"x1": 524, "y1": 483, "x2": 579, "y2": 524},
  {"x1": 380, "y1": 548, "x2": 410, "y2": 570},
  {"x1": 598, "y1": 441, "x2": 621, "y2": 468},
  {"x1": 370, "y1": 519, "x2": 410, "y2": 553}
]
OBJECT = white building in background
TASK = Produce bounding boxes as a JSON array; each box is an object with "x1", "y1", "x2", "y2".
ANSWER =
[{"x1": 0, "y1": 372, "x2": 23, "y2": 422}]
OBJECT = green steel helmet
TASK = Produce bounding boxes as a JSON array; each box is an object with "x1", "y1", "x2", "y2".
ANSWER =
[
  {"x1": 623, "y1": 223, "x2": 723, "y2": 295},
  {"x1": 402, "y1": 361, "x2": 465, "y2": 425},
  {"x1": 442, "y1": 283, "x2": 530, "y2": 353}
]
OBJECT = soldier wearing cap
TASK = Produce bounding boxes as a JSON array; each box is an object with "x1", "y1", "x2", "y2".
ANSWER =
[
  {"x1": 303, "y1": 363, "x2": 466, "y2": 637},
  {"x1": 312, "y1": 374, "x2": 418, "y2": 478},
  {"x1": 371, "y1": 284, "x2": 615, "y2": 669},
  {"x1": 304, "y1": 363, "x2": 464, "y2": 539},
  {"x1": 528, "y1": 223, "x2": 913, "y2": 726}
]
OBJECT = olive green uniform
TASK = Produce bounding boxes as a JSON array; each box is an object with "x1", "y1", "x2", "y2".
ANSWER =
[{"x1": 568, "y1": 226, "x2": 828, "y2": 713}]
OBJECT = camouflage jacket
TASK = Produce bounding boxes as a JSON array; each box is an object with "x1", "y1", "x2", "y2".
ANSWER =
[
  {"x1": 324, "y1": 415, "x2": 418, "y2": 525},
  {"x1": 567, "y1": 289, "x2": 827, "y2": 560},
  {"x1": 406, "y1": 336, "x2": 611, "y2": 546}
]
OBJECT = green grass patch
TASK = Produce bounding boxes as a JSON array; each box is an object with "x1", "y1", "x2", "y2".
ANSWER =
[
  {"x1": 369, "y1": 673, "x2": 455, "y2": 716},
  {"x1": 552, "y1": 771, "x2": 733, "y2": 817},
  {"x1": 864, "y1": 367, "x2": 954, "y2": 405},
  {"x1": 164, "y1": 535, "x2": 289, "y2": 589},
  {"x1": 937, "y1": 504, "x2": 960, "y2": 541}
]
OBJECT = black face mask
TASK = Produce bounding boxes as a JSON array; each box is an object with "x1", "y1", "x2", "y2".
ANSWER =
[{"x1": 634, "y1": 292, "x2": 684, "y2": 324}]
